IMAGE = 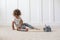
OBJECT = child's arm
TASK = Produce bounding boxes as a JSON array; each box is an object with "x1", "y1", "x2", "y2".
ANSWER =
[
  {"x1": 17, "y1": 18, "x2": 23, "y2": 31},
  {"x1": 19, "y1": 18, "x2": 23, "y2": 28},
  {"x1": 12, "y1": 21, "x2": 15, "y2": 30}
]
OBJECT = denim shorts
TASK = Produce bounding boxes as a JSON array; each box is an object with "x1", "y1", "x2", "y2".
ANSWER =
[{"x1": 21, "y1": 23, "x2": 34, "y2": 29}]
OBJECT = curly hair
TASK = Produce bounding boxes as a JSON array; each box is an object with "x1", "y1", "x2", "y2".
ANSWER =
[{"x1": 13, "y1": 9, "x2": 21, "y2": 16}]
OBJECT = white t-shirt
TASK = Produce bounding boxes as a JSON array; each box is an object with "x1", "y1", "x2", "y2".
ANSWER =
[{"x1": 14, "y1": 17, "x2": 21, "y2": 27}]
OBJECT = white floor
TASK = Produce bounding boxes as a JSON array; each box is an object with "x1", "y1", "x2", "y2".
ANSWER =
[{"x1": 0, "y1": 26, "x2": 60, "y2": 40}]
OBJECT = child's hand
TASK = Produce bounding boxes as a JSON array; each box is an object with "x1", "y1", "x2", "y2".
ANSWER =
[
  {"x1": 13, "y1": 28, "x2": 15, "y2": 30},
  {"x1": 17, "y1": 27, "x2": 21, "y2": 31}
]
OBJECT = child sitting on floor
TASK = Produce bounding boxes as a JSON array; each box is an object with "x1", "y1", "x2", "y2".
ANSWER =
[{"x1": 12, "y1": 9, "x2": 39, "y2": 31}]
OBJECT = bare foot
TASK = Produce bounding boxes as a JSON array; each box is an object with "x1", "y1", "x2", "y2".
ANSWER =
[{"x1": 26, "y1": 27, "x2": 28, "y2": 32}]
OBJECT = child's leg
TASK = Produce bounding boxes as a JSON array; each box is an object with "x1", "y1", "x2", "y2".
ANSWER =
[
  {"x1": 22, "y1": 23, "x2": 40, "y2": 30},
  {"x1": 22, "y1": 23, "x2": 34, "y2": 29},
  {"x1": 17, "y1": 25, "x2": 28, "y2": 31}
]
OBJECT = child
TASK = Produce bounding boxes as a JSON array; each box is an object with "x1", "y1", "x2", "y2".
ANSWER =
[{"x1": 12, "y1": 9, "x2": 37, "y2": 31}]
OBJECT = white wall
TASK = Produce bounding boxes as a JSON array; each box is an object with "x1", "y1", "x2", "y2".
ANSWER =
[
  {"x1": 0, "y1": 0, "x2": 7, "y2": 25},
  {"x1": 0, "y1": 0, "x2": 60, "y2": 27},
  {"x1": 30, "y1": 0, "x2": 42, "y2": 26},
  {"x1": 54, "y1": 0, "x2": 60, "y2": 25}
]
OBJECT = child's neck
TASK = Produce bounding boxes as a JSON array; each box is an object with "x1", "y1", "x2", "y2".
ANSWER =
[{"x1": 16, "y1": 16, "x2": 20, "y2": 19}]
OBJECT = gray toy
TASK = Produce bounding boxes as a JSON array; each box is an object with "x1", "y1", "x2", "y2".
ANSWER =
[{"x1": 43, "y1": 24, "x2": 52, "y2": 32}]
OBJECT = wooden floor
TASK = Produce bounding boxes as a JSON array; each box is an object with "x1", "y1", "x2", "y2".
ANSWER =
[{"x1": 0, "y1": 26, "x2": 60, "y2": 40}]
